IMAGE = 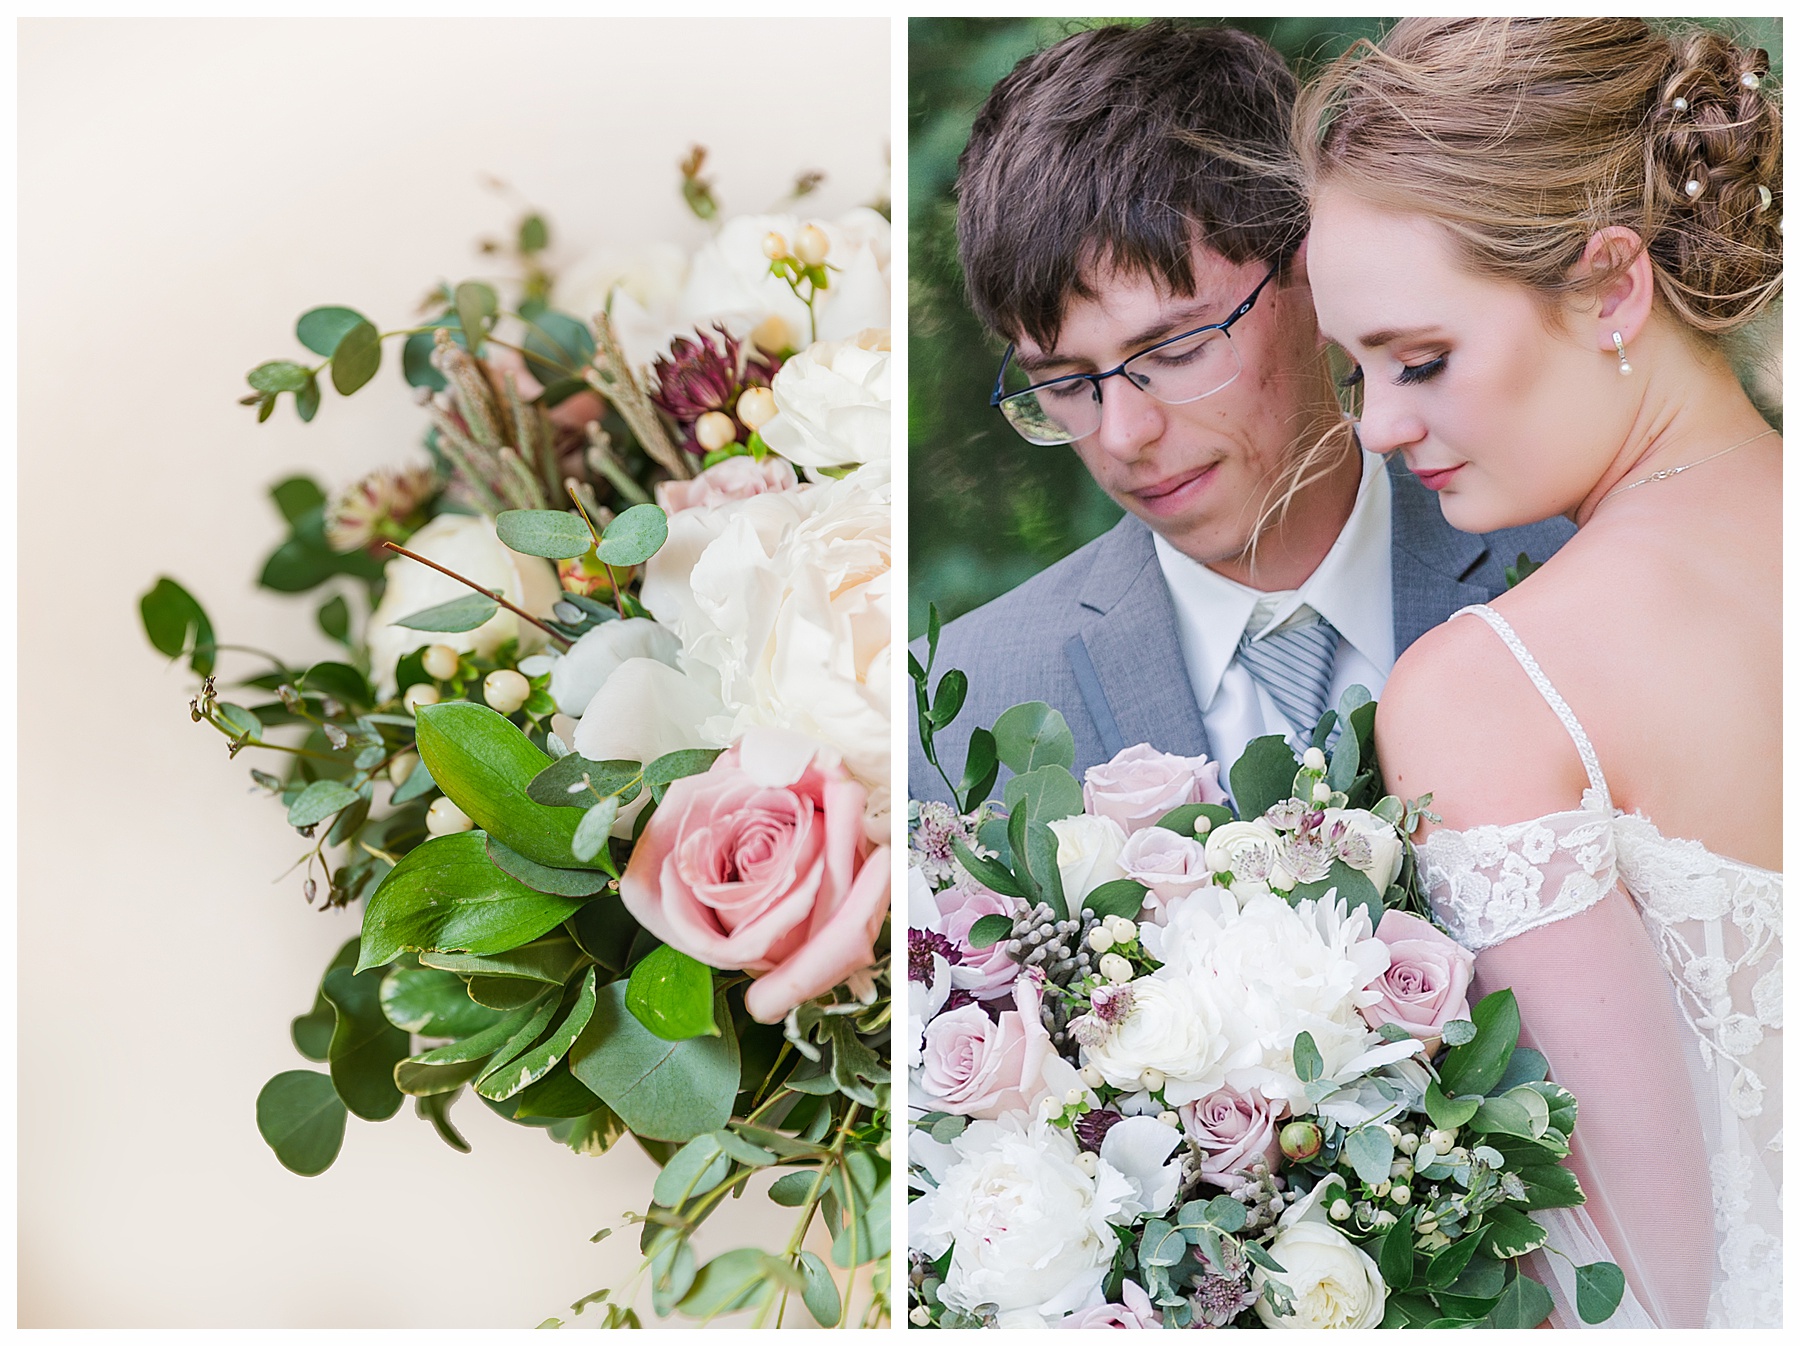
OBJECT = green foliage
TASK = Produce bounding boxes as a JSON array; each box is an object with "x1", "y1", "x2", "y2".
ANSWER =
[
  {"x1": 625, "y1": 944, "x2": 719, "y2": 1040},
  {"x1": 295, "y1": 306, "x2": 369, "y2": 358},
  {"x1": 256, "y1": 1071, "x2": 348, "y2": 1176},
  {"x1": 139, "y1": 577, "x2": 216, "y2": 675},
  {"x1": 594, "y1": 503, "x2": 669, "y2": 566},
  {"x1": 496, "y1": 508, "x2": 594, "y2": 559},
  {"x1": 322, "y1": 965, "x2": 410, "y2": 1121},
  {"x1": 1438, "y1": 988, "x2": 1521, "y2": 1099},
  {"x1": 1230, "y1": 735, "x2": 1301, "y2": 822},
  {"x1": 991, "y1": 701, "x2": 1075, "y2": 774},
  {"x1": 454, "y1": 281, "x2": 498, "y2": 357},
  {"x1": 568, "y1": 983, "x2": 740, "y2": 1143},
  {"x1": 395, "y1": 593, "x2": 499, "y2": 632}
]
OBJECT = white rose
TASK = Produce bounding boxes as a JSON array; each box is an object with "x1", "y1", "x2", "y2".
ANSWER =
[
  {"x1": 1155, "y1": 891, "x2": 1389, "y2": 1111},
  {"x1": 365, "y1": 513, "x2": 559, "y2": 698},
  {"x1": 1047, "y1": 813, "x2": 1129, "y2": 907},
  {"x1": 1081, "y1": 977, "x2": 1233, "y2": 1105},
  {"x1": 1204, "y1": 819, "x2": 1282, "y2": 878},
  {"x1": 1254, "y1": 1176, "x2": 1387, "y2": 1328},
  {"x1": 639, "y1": 471, "x2": 889, "y2": 841},
  {"x1": 546, "y1": 618, "x2": 681, "y2": 719},
  {"x1": 1320, "y1": 808, "x2": 1406, "y2": 891},
  {"x1": 758, "y1": 330, "x2": 890, "y2": 473},
  {"x1": 911, "y1": 1116, "x2": 1132, "y2": 1324}
]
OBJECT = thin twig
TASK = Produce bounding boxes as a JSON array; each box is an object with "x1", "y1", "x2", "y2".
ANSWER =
[{"x1": 381, "y1": 542, "x2": 570, "y2": 648}]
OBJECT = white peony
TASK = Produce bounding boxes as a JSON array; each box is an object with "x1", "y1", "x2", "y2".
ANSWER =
[
  {"x1": 1152, "y1": 890, "x2": 1390, "y2": 1111},
  {"x1": 639, "y1": 467, "x2": 890, "y2": 841},
  {"x1": 1080, "y1": 977, "x2": 1239, "y2": 1105},
  {"x1": 1254, "y1": 1175, "x2": 1387, "y2": 1328},
  {"x1": 1320, "y1": 807, "x2": 1406, "y2": 891},
  {"x1": 758, "y1": 329, "x2": 890, "y2": 473},
  {"x1": 1047, "y1": 813, "x2": 1129, "y2": 907},
  {"x1": 365, "y1": 513, "x2": 559, "y2": 698},
  {"x1": 596, "y1": 209, "x2": 891, "y2": 369},
  {"x1": 910, "y1": 1115, "x2": 1133, "y2": 1326},
  {"x1": 568, "y1": 657, "x2": 725, "y2": 836},
  {"x1": 546, "y1": 618, "x2": 681, "y2": 719}
]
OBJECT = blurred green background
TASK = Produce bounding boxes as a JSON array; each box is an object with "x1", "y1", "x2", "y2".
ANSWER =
[{"x1": 908, "y1": 16, "x2": 1783, "y2": 638}]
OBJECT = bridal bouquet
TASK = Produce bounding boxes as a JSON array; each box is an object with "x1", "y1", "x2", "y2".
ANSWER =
[
  {"x1": 140, "y1": 168, "x2": 892, "y2": 1328},
  {"x1": 903, "y1": 613, "x2": 1622, "y2": 1329}
]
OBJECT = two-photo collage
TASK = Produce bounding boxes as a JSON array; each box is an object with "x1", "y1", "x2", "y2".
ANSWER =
[{"x1": 18, "y1": 13, "x2": 1782, "y2": 1333}]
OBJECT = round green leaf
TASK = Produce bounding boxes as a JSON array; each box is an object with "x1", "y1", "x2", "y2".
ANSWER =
[
  {"x1": 356, "y1": 831, "x2": 589, "y2": 971},
  {"x1": 496, "y1": 508, "x2": 596, "y2": 560},
  {"x1": 247, "y1": 359, "x2": 310, "y2": 393},
  {"x1": 594, "y1": 503, "x2": 669, "y2": 566},
  {"x1": 256, "y1": 1071, "x2": 347, "y2": 1177},
  {"x1": 520, "y1": 309, "x2": 595, "y2": 388},
  {"x1": 799, "y1": 1251, "x2": 841, "y2": 1327},
  {"x1": 322, "y1": 966, "x2": 409, "y2": 1121},
  {"x1": 287, "y1": 779, "x2": 361, "y2": 828},
  {"x1": 652, "y1": 1134, "x2": 731, "y2": 1208},
  {"x1": 296, "y1": 305, "x2": 372, "y2": 357},
  {"x1": 1575, "y1": 1261, "x2": 1626, "y2": 1324},
  {"x1": 329, "y1": 319, "x2": 381, "y2": 395},
  {"x1": 625, "y1": 944, "x2": 718, "y2": 1041},
  {"x1": 991, "y1": 701, "x2": 1076, "y2": 774},
  {"x1": 454, "y1": 280, "x2": 498, "y2": 356},
  {"x1": 678, "y1": 1248, "x2": 780, "y2": 1319},
  {"x1": 139, "y1": 576, "x2": 216, "y2": 675},
  {"x1": 569, "y1": 982, "x2": 738, "y2": 1143}
]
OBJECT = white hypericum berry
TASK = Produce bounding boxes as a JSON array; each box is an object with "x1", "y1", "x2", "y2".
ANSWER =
[
  {"x1": 1391, "y1": 1184, "x2": 1412, "y2": 1206},
  {"x1": 694, "y1": 411, "x2": 737, "y2": 453},
  {"x1": 793, "y1": 223, "x2": 830, "y2": 266},
  {"x1": 1303, "y1": 746, "x2": 1327, "y2": 772},
  {"x1": 422, "y1": 643, "x2": 461, "y2": 681},
  {"x1": 909, "y1": 1307, "x2": 932, "y2": 1327},
  {"x1": 1329, "y1": 1199, "x2": 1352, "y2": 1222},
  {"x1": 751, "y1": 313, "x2": 792, "y2": 356},
  {"x1": 1064, "y1": 1088, "x2": 1086, "y2": 1107},
  {"x1": 387, "y1": 752, "x2": 418, "y2": 786},
  {"x1": 761, "y1": 231, "x2": 788, "y2": 260},
  {"x1": 735, "y1": 386, "x2": 777, "y2": 432},
  {"x1": 403, "y1": 684, "x2": 440, "y2": 714},
  {"x1": 1139, "y1": 1067, "x2": 1166, "y2": 1094},
  {"x1": 483, "y1": 669, "x2": 531, "y2": 716},
  {"x1": 1074, "y1": 1151, "x2": 1099, "y2": 1176},
  {"x1": 1157, "y1": 1111, "x2": 1180, "y2": 1129},
  {"x1": 1086, "y1": 927, "x2": 1115, "y2": 953},
  {"x1": 1193, "y1": 814, "x2": 1213, "y2": 837},
  {"x1": 1311, "y1": 781, "x2": 1333, "y2": 804},
  {"x1": 425, "y1": 797, "x2": 474, "y2": 836},
  {"x1": 1099, "y1": 952, "x2": 1134, "y2": 984},
  {"x1": 1429, "y1": 1128, "x2": 1458, "y2": 1152},
  {"x1": 1079, "y1": 1065, "x2": 1105, "y2": 1090},
  {"x1": 1107, "y1": 917, "x2": 1138, "y2": 944}
]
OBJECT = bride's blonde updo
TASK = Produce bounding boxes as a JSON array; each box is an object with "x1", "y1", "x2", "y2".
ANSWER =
[{"x1": 1295, "y1": 17, "x2": 1782, "y2": 337}]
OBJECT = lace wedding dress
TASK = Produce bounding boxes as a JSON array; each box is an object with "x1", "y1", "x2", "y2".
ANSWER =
[{"x1": 1415, "y1": 605, "x2": 1781, "y2": 1329}]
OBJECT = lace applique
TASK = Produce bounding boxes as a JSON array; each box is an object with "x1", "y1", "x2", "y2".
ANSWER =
[{"x1": 1415, "y1": 790, "x2": 1617, "y2": 953}]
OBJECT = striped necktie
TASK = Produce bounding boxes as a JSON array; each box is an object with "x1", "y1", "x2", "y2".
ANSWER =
[{"x1": 1236, "y1": 602, "x2": 1341, "y2": 751}]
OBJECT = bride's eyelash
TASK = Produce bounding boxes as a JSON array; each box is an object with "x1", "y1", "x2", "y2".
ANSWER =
[
  {"x1": 1396, "y1": 354, "x2": 1448, "y2": 385},
  {"x1": 1337, "y1": 364, "x2": 1364, "y2": 389}
]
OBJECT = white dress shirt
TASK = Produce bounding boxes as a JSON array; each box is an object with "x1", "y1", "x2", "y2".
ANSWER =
[{"x1": 1153, "y1": 449, "x2": 1396, "y2": 773}]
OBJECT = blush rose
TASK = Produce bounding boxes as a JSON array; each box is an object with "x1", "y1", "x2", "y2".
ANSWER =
[
  {"x1": 1360, "y1": 909, "x2": 1477, "y2": 1054},
  {"x1": 1083, "y1": 744, "x2": 1227, "y2": 835},
  {"x1": 1180, "y1": 1086, "x2": 1287, "y2": 1186},
  {"x1": 618, "y1": 728, "x2": 889, "y2": 1023},
  {"x1": 915, "y1": 973, "x2": 1058, "y2": 1120}
]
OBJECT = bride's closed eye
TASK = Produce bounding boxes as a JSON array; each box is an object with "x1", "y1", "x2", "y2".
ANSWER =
[{"x1": 1395, "y1": 354, "x2": 1447, "y2": 385}]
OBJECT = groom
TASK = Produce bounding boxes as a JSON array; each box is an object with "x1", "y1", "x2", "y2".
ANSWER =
[{"x1": 910, "y1": 21, "x2": 1572, "y2": 801}]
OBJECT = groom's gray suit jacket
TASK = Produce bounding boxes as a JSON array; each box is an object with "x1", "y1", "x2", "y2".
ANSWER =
[{"x1": 908, "y1": 459, "x2": 1575, "y2": 803}]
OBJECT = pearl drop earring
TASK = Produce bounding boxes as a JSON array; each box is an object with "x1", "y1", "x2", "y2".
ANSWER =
[{"x1": 1612, "y1": 331, "x2": 1632, "y2": 376}]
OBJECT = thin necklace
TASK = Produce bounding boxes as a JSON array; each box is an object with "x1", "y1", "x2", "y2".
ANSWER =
[{"x1": 1600, "y1": 427, "x2": 1777, "y2": 504}]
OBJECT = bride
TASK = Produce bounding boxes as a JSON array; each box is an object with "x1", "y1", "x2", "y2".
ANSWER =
[{"x1": 1296, "y1": 17, "x2": 1781, "y2": 1329}]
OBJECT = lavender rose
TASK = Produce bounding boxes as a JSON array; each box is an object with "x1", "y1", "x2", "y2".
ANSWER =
[
  {"x1": 1118, "y1": 826, "x2": 1213, "y2": 920},
  {"x1": 1360, "y1": 909, "x2": 1476, "y2": 1054},
  {"x1": 1180, "y1": 1086, "x2": 1287, "y2": 1185},
  {"x1": 934, "y1": 878, "x2": 1020, "y2": 999},
  {"x1": 1056, "y1": 1280, "x2": 1161, "y2": 1329},
  {"x1": 915, "y1": 973, "x2": 1058, "y2": 1120},
  {"x1": 1083, "y1": 744, "x2": 1227, "y2": 835}
]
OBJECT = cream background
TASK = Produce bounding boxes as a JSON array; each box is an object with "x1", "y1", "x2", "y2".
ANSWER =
[{"x1": 17, "y1": 17, "x2": 889, "y2": 1329}]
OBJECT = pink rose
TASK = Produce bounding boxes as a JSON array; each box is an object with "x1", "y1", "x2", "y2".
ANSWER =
[
  {"x1": 1083, "y1": 744, "x2": 1227, "y2": 835},
  {"x1": 1057, "y1": 1280, "x2": 1162, "y2": 1328},
  {"x1": 619, "y1": 728, "x2": 889, "y2": 1023},
  {"x1": 1360, "y1": 909, "x2": 1477, "y2": 1054},
  {"x1": 934, "y1": 878, "x2": 1020, "y2": 999},
  {"x1": 1118, "y1": 826, "x2": 1213, "y2": 920},
  {"x1": 1180, "y1": 1086, "x2": 1286, "y2": 1186},
  {"x1": 654, "y1": 455, "x2": 800, "y2": 514},
  {"x1": 915, "y1": 973, "x2": 1057, "y2": 1120}
]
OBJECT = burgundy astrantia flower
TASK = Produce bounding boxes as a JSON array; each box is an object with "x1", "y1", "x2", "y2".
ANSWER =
[
  {"x1": 909, "y1": 927, "x2": 962, "y2": 984},
  {"x1": 650, "y1": 325, "x2": 779, "y2": 453},
  {"x1": 1072, "y1": 1107, "x2": 1126, "y2": 1154}
]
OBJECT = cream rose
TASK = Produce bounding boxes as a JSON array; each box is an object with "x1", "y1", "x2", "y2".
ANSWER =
[
  {"x1": 758, "y1": 330, "x2": 890, "y2": 473},
  {"x1": 365, "y1": 513, "x2": 559, "y2": 698},
  {"x1": 1253, "y1": 1177, "x2": 1387, "y2": 1328},
  {"x1": 546, "y1": 618, "x2": 681, "y2": 720},
  {"x1": 1048, "y1": 813, "x2": 1129, "y2": 908},
  {"x1": 1083, "y1": 744, "x2": 1227, "y2": 835},
  {"x1": 1320, "y1": 808, "x2": 1406, "y2": 892},
  {"x1": 1203, "y1": 819, "x2": 1283, "y2": 880}
]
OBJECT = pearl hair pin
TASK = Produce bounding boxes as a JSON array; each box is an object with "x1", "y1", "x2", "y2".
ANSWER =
[
  {"x1": 1686, "y1": 179, "x2": 1704, "y2": 198},
  {"x1": 1672, "y1": 96, "x2": 1689, "y2": 111},
  {"x1": 1741, "y1": 71, "x2": 1762, "y2": 90}
]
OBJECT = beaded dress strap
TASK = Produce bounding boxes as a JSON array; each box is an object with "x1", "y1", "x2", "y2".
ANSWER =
[{"x1": 1450, "y1": 605, "x2": 1612, "y2": 810}]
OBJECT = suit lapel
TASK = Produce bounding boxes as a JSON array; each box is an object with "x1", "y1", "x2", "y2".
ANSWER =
[
  {"x1": 1386, "y1": 459, "x2": 1495, "y2": 653},
  {"x1": 1066, "y1": 517, "x2": 1212, "y2": 762}
]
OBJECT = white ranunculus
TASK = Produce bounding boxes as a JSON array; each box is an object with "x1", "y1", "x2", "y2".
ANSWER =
[
  {"x1": 1203, "y1": 819, "x2": 1283, "y2": 878},
  {"x1": 1081, "y1": 977, "x2": 1237, "y2": 1106},
  {"x1": 758, "y1": 329, "x2": 890, "y2": 473},
  {"x1": 1321, "y1": 807, "x2": 1407, "y2": 891},
  {"x1": 365, "y1": 513, "x2": 560, "y2": 698},
  {"x1": 1047, "y1": 813, "x2": 1129, "y2": 907},
  {"x1": 569, "y1": 657, "x2": 724, "y2": 836},
  {"x1": 911, "y1": 1116, "x2": 1132, "y2": 1324},
  {"x1": 1155, "y1": 891, "x2": 1390, "y2": 1111},
  {"x1": 1254, "y1": 1176, "x2": 1387, "y2": 1328},
  {"x1": 639, "y1": 468, "x2": 889, "y2": 840},
  {"x1": 545, "y1": 618, "x2": 682, "y2": 719}
]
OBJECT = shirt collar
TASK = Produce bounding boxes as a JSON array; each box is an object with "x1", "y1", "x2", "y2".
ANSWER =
[{"x1": 1153, "y1": 449, "x2": 1395, "y2": 710}]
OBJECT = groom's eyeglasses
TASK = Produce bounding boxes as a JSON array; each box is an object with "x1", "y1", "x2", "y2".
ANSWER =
[{"x1": 990, "y1": 263, "x2": 1279, "y2": 447}]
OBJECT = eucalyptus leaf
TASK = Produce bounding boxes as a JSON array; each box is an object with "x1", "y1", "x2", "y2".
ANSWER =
[
  {"x1": 1292, "y1": 1030, "x2": 1323, "y2": 1084},
  {"x1": 798, "y1": 1250, "x2": 841, "y2": 1327},
  {"x1": 394, "y1": 593, "x2": 499, "y2": 633},
  {"x1": 594, "y1": 503, "x2": 669, "y2": 567},
  {"x1": 1002, "y1": 764, "x2": 1084, "y2": 827},
  {"x1": 652, "y1": 1134, "x2": 730, "y2": 1208},
  {"x1": 329, "y1": 319, "x2": 381, "y2": 395},
  {"x1": 1343, "y1": 1125, "x2": 1395, "y2": 1187},
  {"x1": 569, "y1": 983, "x2": 739, "y2": 1142},
  {"x1": 357, "y1": 831, "x2": 588, "y2": 971},
  {"x1": 991, "y1": 701, "x2": 1076, "y2": 774},
  {"x1": 1483, "y1": 1268, "x2": 1554, "y2": 1328},
  {"x1": 322, "y1": 965, "x2": 409, "y2": 1121},
  {"x1": 644, "y1": 748, "x2": 725, "y2": 802},
  {"x1": 288, "y1": 779, "x2": 360, "y2": 828},
  {"x1": 527, "y1": 754, "x2": 642, "y2": 811},
  {"x1": 496, "y1": 508, "x2": 595, "y2": 560},
  {"x1": 296, "y1": 305, "x2": 370, "y2": 357},
  {"x1": 1229, "y1": 734, "x2": 1301, "y2": 822},
  {"x1": 248, "y1": 359, "x2": 310, "y2": 393},
  {"x1": 677, "y1": 1247, "x2": 778, "y2": 1319},
  {"x1": 255, "y1": 1071, "x2": 347, "y2": 1176},
  {"x1": 573, "y1": 797, "x2": 619, "y2": 863},
  {"x1": 454, "y1": 280, "x2": 497, "y2": 356},
  {"x1": 1575, "y1": 1261, "x2": 1626, "y2": 1324}
]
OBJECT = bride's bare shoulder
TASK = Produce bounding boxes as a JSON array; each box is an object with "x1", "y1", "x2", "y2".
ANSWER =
[{"x1": 1375, "y1": 606, "x2": 1592, "y2": 831}]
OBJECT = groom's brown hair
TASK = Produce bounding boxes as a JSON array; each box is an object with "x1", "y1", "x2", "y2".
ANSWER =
[{"x1": 957, "y1": 20, "x2": 1306, "y2": 348}]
